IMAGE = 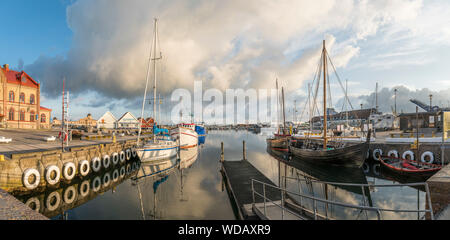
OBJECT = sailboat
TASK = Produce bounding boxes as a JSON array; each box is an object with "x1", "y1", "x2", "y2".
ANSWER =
[
  {"x1": 136, "y1": 18, "x2": 178, "y2": 162},
  {"x1": 266, "y1": 79, "x2": 290, "y2": 151},
  {"x1": 289, "y1": 40, "x2": 370, "y2": 168}
]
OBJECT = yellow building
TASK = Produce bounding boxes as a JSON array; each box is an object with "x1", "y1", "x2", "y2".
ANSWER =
[
  {"x1": 77, "y1": 114, "x2": 97, "y2": 127},
  {"x1": 0, "y1": 64, "x2": 52, "y2": 129}
]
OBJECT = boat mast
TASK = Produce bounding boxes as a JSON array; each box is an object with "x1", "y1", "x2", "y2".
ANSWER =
[
  {"x1": 137, "y1": 18, "x2": 159, "y2": 146},
  {"x1": 323, "y1": 40, "x2": 328, "y2": 149},
  {"x1": 276, "y1": 78, "x2": 280, "y2": 134},
  {"x1": 282, "y1": 87, "x2": 286, "y2": 135}
]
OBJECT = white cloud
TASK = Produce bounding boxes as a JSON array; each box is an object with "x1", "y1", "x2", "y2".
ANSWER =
[{"x1": 23, "y1": 0, "x2": 450, "y2": 121}]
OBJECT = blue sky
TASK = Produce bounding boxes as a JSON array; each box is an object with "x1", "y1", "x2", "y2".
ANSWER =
[
  {"x1": 1, "y1": 0, "x2": 450, "y2": 123},
  {"x1": 0, "y1": 0, "x2": 72, "y2": 68}
]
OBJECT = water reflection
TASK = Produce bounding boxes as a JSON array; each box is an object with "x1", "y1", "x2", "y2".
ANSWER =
[
  {"x1": 13, "y1": 159, "x2": 141, "y2": 219},
  {"x1": 1, "y1": 131, "x2": 432, "y2": 220},
  {"x1": 266, "y1": 147, "x2": 429, "y2": 220}
]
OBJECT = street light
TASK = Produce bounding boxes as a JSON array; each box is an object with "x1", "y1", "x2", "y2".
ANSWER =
[
  {"x1": 394, "y1": 89, "x2": 398, "y2": 114},
  {"x1": 429, "y1": 94, "x2": 433, "y2": 110}
]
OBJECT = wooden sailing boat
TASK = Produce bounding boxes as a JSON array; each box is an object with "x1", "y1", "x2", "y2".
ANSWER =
[
  {"x1": 266, "y1": 80, "x2": 290, "y2": 151},
  {"x1": 136, "y1": 18, "x2": 178, "y2": 162},
  {"x1": 289, "y1": 40, "x2": 370, "y2": 168}
]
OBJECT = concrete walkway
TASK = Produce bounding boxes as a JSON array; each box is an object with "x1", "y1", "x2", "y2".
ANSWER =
[{"x1": 0, "y1": 189, "x2": 47, "y2": 220}]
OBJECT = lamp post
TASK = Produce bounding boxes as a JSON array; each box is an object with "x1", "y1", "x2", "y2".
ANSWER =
[
  {"x1": 394, "y1": 89, "x2": 397, "y2": 115},
  {"x1": 429, "y1": 94, "x2": 433, "y2": 111}
]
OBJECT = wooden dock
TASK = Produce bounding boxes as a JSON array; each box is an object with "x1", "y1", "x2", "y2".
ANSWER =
[{"x1": 221, "y1": 159, "x2": 282, "y2": 220}]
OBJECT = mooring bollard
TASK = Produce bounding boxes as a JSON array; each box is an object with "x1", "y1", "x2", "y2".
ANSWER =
[
  {"x1": 243, "y1": 140, "x2": 246, "y2": 160},
  {"x1": 220, "y1": 142, "x2": 224, "y2": 162}
]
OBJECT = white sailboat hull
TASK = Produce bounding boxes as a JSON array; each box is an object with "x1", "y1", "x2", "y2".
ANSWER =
[{"x1": 136, "y1": 141, "x2": 178, "y2": 162}]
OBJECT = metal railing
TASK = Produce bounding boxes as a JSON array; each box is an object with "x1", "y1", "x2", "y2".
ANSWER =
[{"x1": 251, "y1": 177, "x2": 434, "y2": 220}]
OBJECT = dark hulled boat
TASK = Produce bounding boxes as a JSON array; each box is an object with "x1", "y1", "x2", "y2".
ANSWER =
[
  {"x1": 266, "y1": 134, "x2": 290, "y2": 151},
  {"x1": 289, "y1": 40, "x2": 370, "y2": 168},
  {"x1": 289, "y1": 134, "x2": 370, "y2": 168},
  {"x1": 379, "y1": 155, "x2": 442, "y2": 179}
]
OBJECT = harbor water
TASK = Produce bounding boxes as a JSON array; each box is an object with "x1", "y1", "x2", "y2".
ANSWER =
[{"x1": 8, "y1": 130, "x2": 429, "y2": 220}]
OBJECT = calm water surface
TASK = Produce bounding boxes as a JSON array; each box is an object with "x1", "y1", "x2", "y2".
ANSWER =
[{"x1": 11, "y1": 130, "x2": 429, "y2": 220}]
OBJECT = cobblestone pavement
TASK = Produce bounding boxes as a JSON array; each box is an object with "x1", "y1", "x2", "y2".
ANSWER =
[{"x1": 0, "y1": 189, "x2": 48, "y2": 220}]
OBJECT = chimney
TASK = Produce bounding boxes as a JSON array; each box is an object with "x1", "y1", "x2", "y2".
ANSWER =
[{"x1": 3, "y1": 64, "x2": 9, "y2": 72}]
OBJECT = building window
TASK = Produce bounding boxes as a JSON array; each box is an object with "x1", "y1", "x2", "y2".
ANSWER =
[
  {"x1": 41, "y1": 114, "x2": 46, "y2": 123},
  {"x1": 20, "y1": 110, "x2": 25, "y2": 121},
  {"x1": 19, "y1": 93, "x2": 25, "y2": 103},
  {"x1": 30, "y1": 111, "x2": 35, "y2": 122},
  {"x1": 9, "y1": 91, "x2": 14, "y2": 102},
  {"x1": 8, "y1": 109, "x2": 14, "y2": 120},
  {"x1": 30, "y1": 94, "x2": 35, "y2": 104}
]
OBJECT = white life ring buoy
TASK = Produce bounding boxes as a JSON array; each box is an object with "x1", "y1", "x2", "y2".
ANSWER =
[
  {"x1": 79, "y1": 180, "x2": 90, "y2": 197},
  {"x1": 373, "y1": 164, "x2": 380, "y2": 176},
  {"x1": 126, "y1": 149, "x2": 132, "y2": 160},
  {"x1": 63, "y1": 162, "x2": 76, "y2": 181},
  {"x1": 45, "y1": 165, "x2": 61, "y2": 185},
  {"x1": 402, "y1": 150, "x2": 415, "y2": 161},
  {"x1": 421, "y1": 151, "x2": 434, "y2": 164},
  {"x1": 92, "y1": 176, "x2": 101, "y2": 192},
  {"x1": 112, "y1": 169, "x2": 119, "y2": 182},
  {"x1": 103, "y1": 173, "x2": 111, "y2": 187},
  {"x1": 63, "y1": 186, "x2": 77, "y2": 204},
  {"x1": 119, "y1": 151, "x2": 126, "y2": 163},
  {"x1": 119, "y1": 166, "x2": 126, "y2": 178},
  {"x1": 132, "y1": 162, "x2": 138, "y2": 171},
  {"x1": 22, "y1": 168, "x2": 41, "y2": 190},
  {"x1": 387, "y1": 150, "x2": 399, "y2": 158},
  {"x1": 112, "y1": 152, "x2": 119, "y2": 165},
  {"x1": 46, "y1": 191, "x2": 61, "y2": 212},
  {"x1": 79, "y1": 160, "x2": 90, "y2": 176},
  {"x1": 102, "y1": 155, "x2": 111, "y2": 169},
  {"x1": 366, "y1": 150, "x2": 370, "y2": 160},
  {"x1": 25, "y1": 197, "x2": 41, "y2": 212},
  {"x1": 132, "y1": 148, "x2": 137, "y2": 158},
  {"x1": 372, "y1": 149, "x2": 383, "y2": 161},
  {"x1": 126, "y1": 164, "x2": 131, "y2": 175},
  {"x1": 92, "y1": 157, "x2": 102, "y2": 172},
  {"x1": 362, "y1": 162, "x2": 370, "y2": 174}
]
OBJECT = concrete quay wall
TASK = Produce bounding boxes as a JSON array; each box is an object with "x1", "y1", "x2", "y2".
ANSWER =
[{"x1": 0, "y1": 138, "x2": 150, "y2": 194}]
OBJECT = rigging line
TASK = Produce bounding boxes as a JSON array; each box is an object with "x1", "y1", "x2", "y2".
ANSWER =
[
  {"x1": 305, "y1": 50, "x2": 324, "y2": 122},
  {"x1": 137, "y1": 19, "x2": 157, "y2": 146},
  {"x1": 326, "y1": 52, "x2": 354, "y2": 110},
  {"x1": 311, "y1": 53, "x2": 322, "y2": 118},
  {"x1": 326, "y1": 53, "x2": 361, "y2": 123},
  {"x1": 326, "y1": 56, "x2": 332, "y2": 110}
]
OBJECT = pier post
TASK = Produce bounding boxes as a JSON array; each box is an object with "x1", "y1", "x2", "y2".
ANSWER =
[
  {"x1": 220, "y1": 142, "x2": 224, "y2": 162},
  {"x1": 243, "y1": 140, "x2": 246, "y2": 160}
]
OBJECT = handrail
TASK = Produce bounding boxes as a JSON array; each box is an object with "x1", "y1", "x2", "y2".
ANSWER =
[
  {"x1": 251, "y1": 178, "x2": 434, "y2": 220},
  {"x1": 283, "y1": 175, "x2": 434, "y2": 219}
]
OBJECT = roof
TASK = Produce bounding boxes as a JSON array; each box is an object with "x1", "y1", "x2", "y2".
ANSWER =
[
  {"x1": 1, "y1": 68, "x2": 39, "y2": 89},
  {"x1": 97, "y1": 111, "x2": 117, "y2": 122},
  {"x1": 117, "y1": 112, "x2": 138, "y2": 122},
  {"x1": 40, "y1": 106, "x2": 52, "y2": 112}
]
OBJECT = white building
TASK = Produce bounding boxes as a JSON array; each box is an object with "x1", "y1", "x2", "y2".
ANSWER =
[
  {"x1": 117, "y1": 112, "x2": 139, "y2": 129},
  {"x1": 97, "y1": 111, "x2": 117, "y2": 129}
]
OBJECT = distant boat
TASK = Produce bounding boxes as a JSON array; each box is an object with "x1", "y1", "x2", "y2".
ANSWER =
[
  {"x1": 195, "y1": 124, "x2": 206, "y2": 137},
  {"x1": 266, "y1": 79, "x2": 290, "y2": 150},
  {"x1": 289, "y1": 40, "x2": 370, "y2": 168},
  {"x1": 136, "y1": 18, "x2": 178, "y2": 162},
  {"x1": 379, "y1": 156, "x2": 442, "y2": 179}
]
